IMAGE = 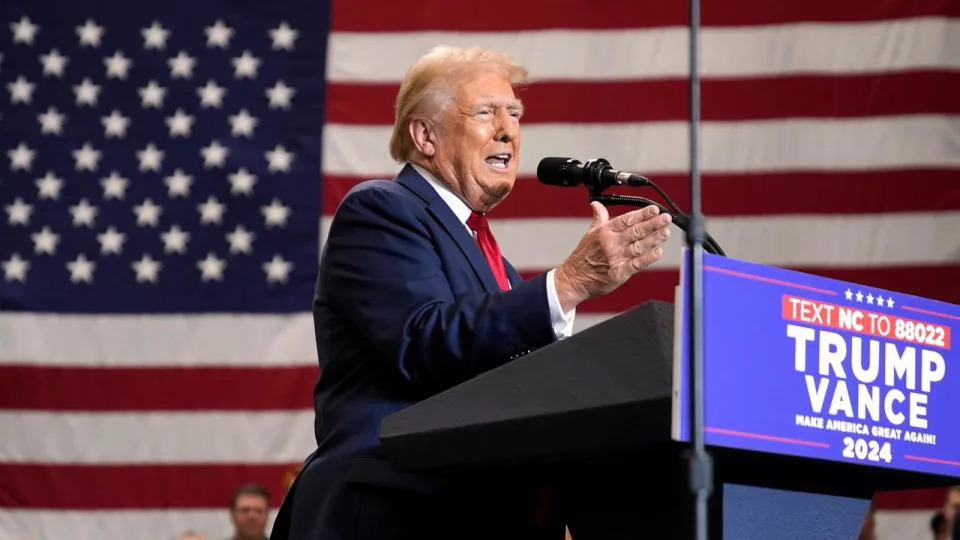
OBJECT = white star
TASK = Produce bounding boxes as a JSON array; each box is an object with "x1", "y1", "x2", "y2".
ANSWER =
[
  {"x1": 197, "y1": 80, "x2": 226, "y2": 108},
  {"x1": 201, "y1": 140, "x2": 229, "y2": 168},
  {"x1": 262, "y1": 199, "x2": 290, "y2": 227},
  {"x1": 32, "y1": 226, "x2": 59, "y2": 255},
  {"x1": 270, "y1": 22, "x2": 298, "y2": 51},
  {"x1": 263, "y1": 255, "x2": 292, "y2": 284},
  {"x1": 101, "y1": 171, "x2": 128, "y2": 200},
  {"x1": 197, "y1": 253, "x2": 226, "y2": 281},
  {"x1": 266, "y1": 81, "x2": 295, "y2": 109},
  {"x1": 141, "y1": 22, "x2": 169, "y2": 50},
  {"x1": 2, "y1": 254, "x2": 29, "y2": 282},
  {"x1": 165, "y1": 169, "x2": 192, "y2": 197},
  {"x1": 139, "y1": 81, "x2": 166, "y2": 108},
  {"x1": 855, "y1": 291, "x2": 864, "y2": 303},
  {"x1": 9, "y1": 143, "x2": 35, "y2": 171},
  {"x1": 226, "y1": 225, "x2": 255, "y2": 254},
  {"x1": 40, "y1": 49, "x2": 68, "y2": 77},
  {"x1": 69, "y1": 198, "x2": 98, "y2": 228},
  {"x1": 73, "y1": 78, "x2": 100, "y2": 106},
  {"x1": 36, "y1": 171, "x2": 63, "y2": 199},
  {"x1": 205, "y1": 20, "x2": 233, "y2": 48},
  {"x1": 137, "y1": 143, "x2": 164, "y2": 172},
  {"x1": 102, "y1": 110, "x2": 130, "y2": 138},
  {"x1": 67, "y1": 254, "x2": 95, "y2": 283},
  {"x1": 73, "y1": 143, "x2": 101, "y2": 171},
  {"x1": 97, "y1": 226, "x2": 126, "y2": 255},
  {"x1": 866, "y1": 293, "x2": 874, "y2": 305},
  {"x1": 168, "y1": 51, "x2": 196, "y2": 79},
  {"x1": 232, "y1": 51, "x2": 259, "y2": 78},
  {"x1": 161, "y1": 224, "x2": 189, "y2": 254},
  {"x1": 844, "y1": 288, "x2": 853, "y2": 301},
  {"x1": 876, "y1": 294, "x2": 885, "y2": 306},
  {"x1": 133, "y1": 199, "x2": 163, "y2": 227},
  {"x1": 5, "y1": 197, "x2": 32, "y2": 225},
  {"x1": 229, "y1": 109, "x2": 258, "y2": 137},
  {"x1": 11, "y1": 17, "x2": 39, "y2": 45},
  {"x1": 266, "y1": 144, "x2": 294, "y2": 172},
  {"x1": 886, "y1": 297, "x2": 895, "y2": 308},
  {"x1": 8, "y1": 76, "x2": 34, "y2": 104},
  {"x1": 104, "y1": 51, "x2": 132, "y2": 79},
  {"x1": 132, "y1": 254, "x2": 162, "y2": 283},
  {"x1": 166, "y1": 109, "x2": 194, "y2": 137},
  {"x1": 38, "y1": 107, "x2": 66, "y2": 135},
  {"x1": 229, "y1": 168, "x2": 257, "y2": 195},
  {"x1": 76, "y1": 19, "x2": 104, "y2": 48},
  {"x1": 197, "y1": 196, "x2": 226, "y2": 224}
]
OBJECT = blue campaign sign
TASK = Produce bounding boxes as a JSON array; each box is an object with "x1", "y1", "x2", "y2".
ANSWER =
[{"x1": 672, "y1": 252, "x2": 959, "y2": 479}]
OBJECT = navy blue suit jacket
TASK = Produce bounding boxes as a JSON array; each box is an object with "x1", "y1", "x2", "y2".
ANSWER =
[{"x1": 273, "y1": 164, "x2": 562, "y2": 539}]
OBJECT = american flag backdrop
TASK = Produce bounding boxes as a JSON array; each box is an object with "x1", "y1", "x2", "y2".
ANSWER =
[{"x1": 0, "y1": 0, "x2": 958, "y2": 538}]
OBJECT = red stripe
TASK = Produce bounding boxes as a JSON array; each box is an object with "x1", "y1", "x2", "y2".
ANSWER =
[
  {"x1": 873, "y1": 487, "x2": 950, "y2": 510},
  {"x1": 332, "y1": 0, "x2": 957, "y2": 31},
  {"x1": 0, "y1": 464, "x2": 295, "y2": 509},
  {"x1": 0, "y1": 366, "x2": 318, "y2": 411},
  {"x1": 519, "y1": 265, "x2": 960, "y2": 313},
  {"x1": 322, "y1": 170, "x2": 960, "y2": 217},
  {"x1": 327, "y1": 72, "x2": 960, "y2": 125}
]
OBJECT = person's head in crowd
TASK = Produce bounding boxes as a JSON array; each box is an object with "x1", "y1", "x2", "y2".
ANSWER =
[{"x1": 230, "y1": 482, "x2": 270, "y2": 540}]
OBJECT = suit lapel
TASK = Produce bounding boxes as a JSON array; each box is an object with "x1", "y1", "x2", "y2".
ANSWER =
[{"x1": 395, "y1": 165, "x2": 501, "y2": 293}]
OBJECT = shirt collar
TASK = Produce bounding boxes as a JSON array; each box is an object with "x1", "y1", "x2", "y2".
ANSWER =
[{"x1": 410, "y1": 162, "x2": 473, "y2": 226}]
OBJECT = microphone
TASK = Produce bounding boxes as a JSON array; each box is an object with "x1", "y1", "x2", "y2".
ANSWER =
[{"x1": 537, "y1": 157, "x2": 651, "y2": 190}]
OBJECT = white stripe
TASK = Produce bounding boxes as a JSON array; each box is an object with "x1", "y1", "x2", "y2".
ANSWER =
[
  {"x1": 0, "y1": 313, "x2": 316, "y2": 367},
  {"x1": 321, "y1": 211, "x2": 960, "y2": 270},
  {"x1": 322, "y1": 115, "x2": 960, "y2": 177},
  {"x1": 328, "y1": 18, "x2": 960, "y2": 82},
  {"x1": 874, "y1": 509, "x2": 938, "y2": 540},
  {"x1": 0, "y1": 411, "x2": 314, "y2": 464},
  {"x1": 0, "y1": 509, "x2": 278, "y2": 540}
]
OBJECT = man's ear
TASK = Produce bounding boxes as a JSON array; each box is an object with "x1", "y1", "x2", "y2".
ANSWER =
[{"x1": 409, "y1": 118, "x2": 436, "y2": 157}]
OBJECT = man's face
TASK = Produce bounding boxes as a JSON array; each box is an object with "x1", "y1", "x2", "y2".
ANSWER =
[
  {"x1": 231, "y1": 494, "x2": 268, "y2": 537},
  {"x1": 429, "y1": 71, "x2": 522, "y2": 212}
]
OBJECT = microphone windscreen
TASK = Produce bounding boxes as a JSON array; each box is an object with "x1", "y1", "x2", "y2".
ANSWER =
[{"x1": 536, "y1": 157, "x2": 581, "y2": 187}]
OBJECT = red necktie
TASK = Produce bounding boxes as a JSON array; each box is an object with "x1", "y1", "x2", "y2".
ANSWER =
[{"x1": 466, "y1": 211, "x2": 510, "y2": 291}]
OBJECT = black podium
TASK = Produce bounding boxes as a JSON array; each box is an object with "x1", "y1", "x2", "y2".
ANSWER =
[{"x1": 380, "y1": 301, "x2": 953, "y2": 539}]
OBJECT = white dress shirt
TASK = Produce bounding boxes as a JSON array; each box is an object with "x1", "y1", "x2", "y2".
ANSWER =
[{"x1": 410, "y1": 163, "x2": 576, "y2": 339}]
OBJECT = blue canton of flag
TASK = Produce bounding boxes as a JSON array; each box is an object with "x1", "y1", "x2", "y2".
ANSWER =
[{"x1": 0, "y1": 0, "x2": 327, "y2": 313}]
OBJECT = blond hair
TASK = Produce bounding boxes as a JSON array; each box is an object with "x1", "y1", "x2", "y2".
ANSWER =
[{"x1": 388, "y1": 46, "x2": 530, "y2": 163}]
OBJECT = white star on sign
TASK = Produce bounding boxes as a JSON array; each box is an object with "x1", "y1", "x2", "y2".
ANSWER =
[
  {"x1": 876, "y1": 295, "x2": 885, "y2": 306},
  {"x1": 201, "y1": 140, "x2": 229, "y2": 168},
  {"x1": 40, "y1": 49, "x2": 68, "y2": 77},
  {"x1": 69, "y1": 198, "x2": 98, "y2": 228},
  {"x1": 36, "y1": 171, "x2": 63, "y2": 199},
  {"x1": 38, "y1": 107, "x2": 66, "y2": 135},
  {"x1": 5, "y1": 197, "x2": 32, "y2": 225},
  {"x1": 2, "y1": 253, "x2": 29, "y2": 282},
  {"x1": 266, "y1": 144, "x2": 294, "y2": 172},
  {"x1": 102, "y1": 110, "x2": 130, "y2": 138},
  {"x1": 229, "y1": 168, "x2": 257, "y2": 195},
  {"x1": 197, "y1": 80, "x2": 226, "y2": 108},
  {"x1": 168, "y1": 51, "x2": 196, "y2": 79},
  {"x1": 205, "y1": 20, "x2": 233, "y2": 48},
  {"x1": 9, "y1": 142, "x2": 36, "y2": 171},
  {"x1": 104, "y1": 51, "x2": 132, "y2": 79},
  {"x1": 73, "y1": 142, "x2": 101, "y2": 171},
  {"x1": 197, "y1": 196, "x2": 226, "y2": 225},
  {"x1": 76, "y1": 19, "x2": 104, "y2": 48},
  {"x1": 101, "y1": 171, "x2": 128, "y2": 200},
  {"x1": 886, "y1": 297, "x2": 894, "y2": 308},
  {"x1": 844, "y1": 288, "x2": 853, "y2": 301},
  {"x1": 32, "y1": 226, "x2": 59, "y2": 255},
  {"x1": 229, "y1": 109, "x2": 257, "y2": 137},
  {"x1": 142, "y1": 22, "x2": 169, "y2": 50},
  {"x1": 67, "y1": 254, "x2": 96, "y2": 283},
  {"x1": 166, "y1": 109, "x2": 194, "y2": 137},
  {"x1": 137, "y1": 143, "x2": 164, "y2": 172},
  {"x1": 139, "y1": 81, "x2": 166, "y2": 108},
  {"x1": 226, "y1": 225, "x2": 255, "y2": 254},
  {"x1": 132, "y1": 254, "x2": 162, "y2": 283},
  {"x1": 97, "y1": 226, "x2": 126, "y2": 255},
  {"x1": 866, "y1": 293, "x2": 874, "y2": 305},
  {"x1": 11, "y1": 16, "x2": 39, "y2": 45},
  {"x1": 262, "y1": 199, "x2": 290, "y2": 227},
  {"x1": 8, "y1": 76, "x2": 35, "y2": 104},
  {"x1": 263, "y1": 255, "x2": 292, "y2": 284},
  {"x1": 134, "y1": 198, "x2": 163, "y2": 227},
  {"x1": 266, "y1": 81, "x2": 294, "y2": 109},
  {"x1": 161, "y1": 224, "x2": 189, "y2": 253},
  {"x1": 197, "y1": 253, "x2": 226, "y2": 281},
  {"x1": 232, "y1": 51, "x2": 259, "y2": 78},
  {"x1": 270, "y1": 22, "x2": 298, "y2": 50},
  {"x1": 855, "y1": 290, "x2": 864, "y2": 303},
  {"x1": 165, "y1": 169, "x2": 192, "y2": 197},
  {"x1": 73, "y1": 78, "x2": 100, "y2": 106}
]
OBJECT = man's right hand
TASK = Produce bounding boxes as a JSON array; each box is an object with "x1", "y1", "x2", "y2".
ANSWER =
[{"x1": 553, "y1": 202, "x2": 672, "y2": 313}]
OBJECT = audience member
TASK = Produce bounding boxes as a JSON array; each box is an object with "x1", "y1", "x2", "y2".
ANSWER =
[{"x1": 228, "y1": 483, "x2": 270, "y2": 540}]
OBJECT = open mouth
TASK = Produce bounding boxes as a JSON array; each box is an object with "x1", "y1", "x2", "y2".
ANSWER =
[{"x1": 484, "y1": 153, "x2": 511, "y2": 170}]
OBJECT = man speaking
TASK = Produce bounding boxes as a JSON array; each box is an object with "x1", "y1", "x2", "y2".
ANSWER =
[{"x1": 272, "y1": 45, "x2": 673, "y2": 540}]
